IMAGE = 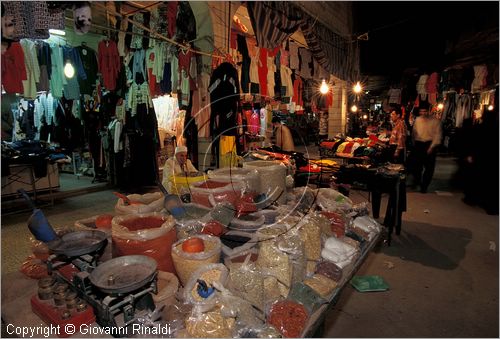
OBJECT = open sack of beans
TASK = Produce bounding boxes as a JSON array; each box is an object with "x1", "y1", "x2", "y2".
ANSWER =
[{"x1": 114, "y1": 192, "x2": 165, "y2": 215}]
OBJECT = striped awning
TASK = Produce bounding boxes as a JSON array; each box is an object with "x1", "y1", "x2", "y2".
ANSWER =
[
  {"x1": 246, "y1": 1, "x2": 303, "y2": 50},
  {"x1": 301, "y1": 17, "x2": 360, "y2": 82}
]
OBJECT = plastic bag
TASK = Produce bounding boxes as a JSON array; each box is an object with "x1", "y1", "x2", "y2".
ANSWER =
[
  {"x1": 316, "y1": 188, "x2": 353, "y2": 211},
  {"x1": 183, "y1": 264, "x2": 228, "y2": 305},
  {"x1": 220, "y1": 230, "x2": 257, "y2": 257},
  {"x1": 112, "y1": 213, "x2": 177, "y2": 272},
  {"x1": 348, "y1": 215, "x2": 382, "y2": 241},
  {"x1": 303, "y1": 274, "x2": 338, "y2": 300},
  {"x1": 185, "y1": 304, "x2": 235, "y2": 338},
  {"x1": 190, "y1": 180, "x2": 245, "y2": 208},
  {"x1": 242, "y1": 161, "x2": 287, "y2": 205},
  {"x1": 207, "y1": 168, "x2": 260, "y2": 194},
  {"x1": 227, "y1": 253, "x2": 265, "y2": 312},
  {"x1": 288, "y1": 281, "x2": 325, "y2": 313},
  {"x1": 266, "y1": 299, "x2": 309, "y2": 338},
  {"x1": 154, "y1": 271, "x2": 179, "y2": 306},
  {"x1": 229, "y1": 212, "x2": 265, "y2": 231},
  {"x1": 216, "y1": 283, "x2": 265, "y2": 337},
  {"x1": 286, "y1": 186, "x2": 317, "y2": 214},
  {"x1": 320, "y1": 211, "x2": 347, "y2": 238},
  {"x1": 298, "y1": 215, "x2": 322, "y2": 261},
  {"x1": 321, "y1": 236, "x2": 359, "y2": 268},
  {"x1": 171, "y1": 235, "x2": 222, "y2": 286},
  {"x1": 114, "y1": 192, "x2": 165, "y2": 215}
]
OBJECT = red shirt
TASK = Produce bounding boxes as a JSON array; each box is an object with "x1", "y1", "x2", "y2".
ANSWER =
[
  {"x1": 98, "y1": 40, "x2": 120, "y2": 91},
  {"x1": 1, "y1": 42, "x2": 27, "y2": 94},
  {"x1": 258, "y1": 48, "x2": 268, "y2": 97}
]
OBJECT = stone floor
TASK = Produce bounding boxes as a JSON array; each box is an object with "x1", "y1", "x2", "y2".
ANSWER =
[{"x1": 1, "y1": 154, "x2": 498, "y2": 337}]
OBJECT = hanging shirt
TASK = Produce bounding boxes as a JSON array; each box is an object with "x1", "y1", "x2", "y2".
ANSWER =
[
  {"x1": 299, "y1": 48, "x2": 313, "y2": 79},
  {"x1": 192, "y1": 73, "x2": 211, "y2": 138},
  {"x1": 49, "y1": 43, "x2": 66, "y2": 98},
  {"x1": 36, "y1": 42, "x2": 51, "y2": 92},
  {"x1": 128, "y1": 82, "x2": 152, "y2": 116},
  {"x1": 130, "y1": 13, "x2": 144, "y2": 49},
  {"x1": 280, "y1": 65, "x2": 294, "y2": 97},
  {"x1": 146, "y1": 48, "x2": 159, "y2": 96},
  {"x1": 388, "y1": 88, "x2": 402, "y2": 105},
  {"x1": 289, "y1": 41, "x2": 299, "y2": 70},
  {"x1": 132, "y1": 49, "x2": 146, "y2": 83},
  {"x1": 20, "y1": 39, "x2": 41, "y2": 99},
  {"x1": 293, "y1": 77, "x2": 304, "y2": 106},
  {"x1": 416, "y1": 74, "x2": 429, "y2": 99},
  {"x1": 267, "y1": 55, "x2": 276, "y2": 98},
  {"x1": 75, "y1": 45, "x2": 98, "y2": 95},
  {"x1": 1, "y1": 42, "x2": 28, "y2": 94},
  {"x1": 98, "y1": 40, "x2": 120, "y2": 91},
  {"x1": 258, "y1": 48, "x2": 268, "y2": 97}
]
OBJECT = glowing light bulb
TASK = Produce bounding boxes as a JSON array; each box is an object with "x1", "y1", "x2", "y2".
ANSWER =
[
  {"x1": 353, "y1": 82, "x2": 362, "y2": 94},
  {"x1": 437, "y1": 103, "x2": 444, "y2": 110},
  {"x1": 64, "y1": 62, "x2": 75, "y2": 78},
  {"x1": 351, "y1": 105, "x2": 358, "y2": 112},
  {"x1": 488, "y1": 105, "x2": 494, "y2": 111},
  {"x1": 362, "y1": 114, "x2": 368, "y2": 120},
  {"x1": 320, "y1": 79, "x2": 329, "y2": 94}
]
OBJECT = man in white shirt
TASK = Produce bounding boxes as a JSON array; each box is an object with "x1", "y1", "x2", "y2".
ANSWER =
[
  {"x1": 162, "y1": 145, "x2": 198, "y2": 193},
  {"x1": 411, "y1": 105, "x2": 442, "y2": 193}
]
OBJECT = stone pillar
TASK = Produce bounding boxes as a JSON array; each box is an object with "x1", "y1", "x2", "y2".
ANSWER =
[{"x1": 328, "y1": 77, "x2": 347, "y2": 138}]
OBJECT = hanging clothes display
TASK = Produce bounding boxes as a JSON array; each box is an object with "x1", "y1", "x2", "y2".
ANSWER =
[
  {"x1": 192, "y1": 73, "x2": 211, "y2": 138},
  {"x1": 416, "y1": 74, "x2": 429, "y2": 100},
  {"x1": 49, "y1": 43, "x2": 66, "y2": 98},
  {"x1": 35, "y1": 41, "x2": 51, "y2": 92},
  {"x1": 62, "y1": 46, "x2": 86, "y2": 100},
  {"x1": 128, "y1": 82, "x2": 153, "y2": 116},
  {"x1": 471, "y1": 65, "x2": 488, "y2": 93},
  {"x1": 130, "y1": 13, "x2": 144, "y2": 50},
  {"x1": 455, "y1": 93, "x2": 473, "y2": 128},
  {"x1": 237, "y1": 34, "x2": 251, "y2": 94},
  {"x1": 98, "y1": 39, "x2": 120, "y2": 91},
  {"x1": 1, "y1": 42, "x2": 27, "y2": 94},
  {"x1": 132, "y1": 49, "x2": 146, "y2": 83},
  {"x1": 209, "y1": 62, "x2": 240, "y2": 167},
  {"x1": 267, "y1": 55, "x2": 276, "y2": 98},
  {"x1": 258, "y1": 48, "x2": 268, "y2": 97},
  {"x1": 75, "y1": 44, "x2": 98, "y2": 95},
  {"x1": 20, "y1": 39, "x2": 40, "y2": 99},
  {"x1": 388, "y1": 88, "x2": 402, "y2": 105}
]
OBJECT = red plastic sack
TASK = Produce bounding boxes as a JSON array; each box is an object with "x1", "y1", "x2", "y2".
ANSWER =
[
  {"x1": 320, "y1": 211, "x2": 346, "y2": 238},
  {"x1": 112, "y1": 213, "x2": 177, "y2": 273}
]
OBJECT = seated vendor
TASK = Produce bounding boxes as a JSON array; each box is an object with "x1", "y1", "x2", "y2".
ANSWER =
[
  {"x1": 162, "y1": 146, "x2": 198, "y2": 193},
  {"x1": 272, "y1": 117, "x2": 295, "y2": 152}
]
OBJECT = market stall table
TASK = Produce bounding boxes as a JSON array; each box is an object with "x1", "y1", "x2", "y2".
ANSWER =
[{"x1": 2, "y1": 229, "x2": 381, "y2": 338}]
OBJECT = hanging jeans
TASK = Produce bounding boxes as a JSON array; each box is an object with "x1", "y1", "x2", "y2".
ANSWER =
[{"x1": 412, "y1": 140, "x2": 437, "y2": 192}]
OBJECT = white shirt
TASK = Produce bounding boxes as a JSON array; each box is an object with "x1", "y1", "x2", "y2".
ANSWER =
[{"x1": 412, "y1": 116, "x2": 442, "y2": 149}]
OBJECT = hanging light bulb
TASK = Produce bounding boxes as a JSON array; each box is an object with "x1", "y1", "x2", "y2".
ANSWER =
[
  {"x1": 437, "y1": 103, "x2": 444, "y2": 110},
  {"x1": 362, "y1": 114, "x2": 368, "y2": 120},
  {"x1": 64, "y1": 62, "x2": 75, "y2": 78},
  {"x1": 353, "y1": 81, "x2": 362, "y2": 94},
  {"x1": 351, "y1": 105, "x2": 358, "y2": 112},
  {"x1": 320, "y1": 79, "x2": 329, "y2": 94}
]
